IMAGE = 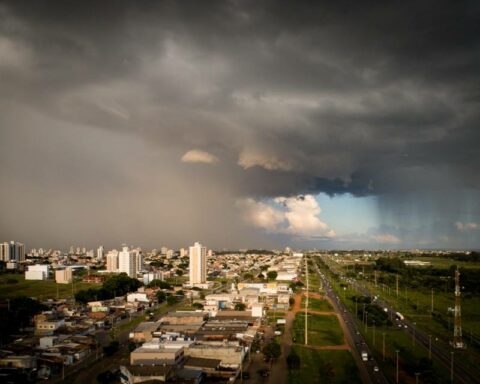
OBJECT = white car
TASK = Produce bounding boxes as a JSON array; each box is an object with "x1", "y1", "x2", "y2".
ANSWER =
[{"x1": 374, "y1": 366, "x2": 379, "y2": 372}]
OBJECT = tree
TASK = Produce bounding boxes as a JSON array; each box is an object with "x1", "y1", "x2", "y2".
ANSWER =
[
  {"x1": 289, "y1": 297, "x2": 295, "y2": 306},
  {"x1": 243, "y1": 272, "x2": 254, "y2": 280},
  {"x1": 234, "y1": 303, "x2": 246, "y2": 311},
  {"x1": 148, "y1": 280, "x2": 172, "y2": 290},
  {"x1": 176, "y1": 269, "x2": 184, "y2": 276},
  {"x1": 267, "y1": 271, "x2": 278, "y2": 281},
  {"x1": 262, "y1": 340, "x2": 281, "y2": 360},
  {"x1": 192, "y1": 302, "x2": 204, "y2": 309},
  {"x1": 286, "y1": 349, "x2": 301, "y2": 371},
  {"x1": 166, "y1": 295, "x2": 178, "y2": 306},
  {"x1": 156, "y1": 291, "x2": 166, "y2": 303}
]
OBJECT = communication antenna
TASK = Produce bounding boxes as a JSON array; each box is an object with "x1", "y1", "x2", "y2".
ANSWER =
[{"x1": 451, "y1": 267, "x2": 466, "y2": 349}]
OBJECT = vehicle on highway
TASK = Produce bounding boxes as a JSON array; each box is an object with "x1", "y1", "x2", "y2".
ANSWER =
[
  {"x1": 361, "y1": 351, "x2": 368, "y2": 361},
  {"x1": 374, "y1": 366, "x2": 379, "y2": 372},
  {"x1": 395, "y1": 311, "x2": 404, "y2": 320}
]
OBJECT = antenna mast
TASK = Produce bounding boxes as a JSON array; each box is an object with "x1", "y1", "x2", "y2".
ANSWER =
[{"x1": 452, "y1": 267, "x2": 465, "y2": 349}]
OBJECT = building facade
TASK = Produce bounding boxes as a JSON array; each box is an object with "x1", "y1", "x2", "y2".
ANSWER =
[{"x1": 189, "y1": 242, "x2": 207, "y2": 285}]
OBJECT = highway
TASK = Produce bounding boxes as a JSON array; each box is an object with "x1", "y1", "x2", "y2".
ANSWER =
[
  {"x1": 319, "y1": 255, "x2": 480, "y2": 384},
  {"x1": 312, "y1": 260, "x2": 389, "y2": 384}
]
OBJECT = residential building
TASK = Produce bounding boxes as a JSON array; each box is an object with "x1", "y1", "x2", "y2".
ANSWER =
[
  {"x1": 119, "y1": 246, "x2": 136, "y2": 277},
  {"x1": 25, "y1": 264, "x2": 49, "y2": 280},
  {"x1": 106, "y1": 250, "x2": 119, "y2": 272},
  {"x1": 0, "y1": 241, "x2": 25, "y2": 262},
  {"x1": 189, "y1": 242, "x2": 207, "y2": 285},
  {"x1": 55, "y1": 267, "x2": 73, "y2": 284}
]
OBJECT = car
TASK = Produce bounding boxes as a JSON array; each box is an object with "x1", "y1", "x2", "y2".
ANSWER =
[{"x1": 374, "y1": 366, "x2": 379, "y2": 372}]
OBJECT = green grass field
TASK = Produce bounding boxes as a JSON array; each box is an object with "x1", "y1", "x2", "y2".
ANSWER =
[
  {"x1": 293, "y1": 313, "x2": 344, "y2": 346},
  {"x1": 302, "y1": 296, "x2": 333, "y2": 311},
  {"x1": 267, "y1": 311, "x2": 286, "y2": 325},
  {"x1": 0, "y1": 273, "x2": 100, "y2": 300},
  {"x1": 288, "y1": 346, "x2": 361, "y2": 384}
]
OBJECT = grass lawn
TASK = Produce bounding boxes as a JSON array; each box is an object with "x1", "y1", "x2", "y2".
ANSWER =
[
  {"x1": 0, "y1": 273, "x2": 100, "y2": 300},
  {"x1": 288, "y1": 346, "x2": 361, "y2": 384},
  {"x1": 267, "y1": 311, "x2": 286, "y2": 325},
  {"x1": 293, "y1": 313, "x2": 344, "y2": 346},
  {"x1": 302, "y1": 296, "x2": 333, "y2": 311}
]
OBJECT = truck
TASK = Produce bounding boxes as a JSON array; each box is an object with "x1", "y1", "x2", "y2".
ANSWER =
[
  {"x1": 361, "y1": 351, "x2": 368, "y2": 361},
  {"x1": 395, "y1": 312, "x2": 404, "y2": 321}
]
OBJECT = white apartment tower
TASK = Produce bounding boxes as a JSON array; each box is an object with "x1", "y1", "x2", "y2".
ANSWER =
[
  {"x1": 189, "y1": 242, "x2": 207, "y2": 285},
  {"x1": 133, "y1": 248, "x2": 143, "y2": 272},
  {"x1": 97, "y1": 245, "x2": 104, "y2": 260},
  {"x1": 0, "y1": 241, "x2": 25, "y2": 262},
  {"x1": 118, "y1": 246, "x2": 136, "y2": 278},
  {"x1": 106, "y1": 250, "x2": 119, "y2": 272}
]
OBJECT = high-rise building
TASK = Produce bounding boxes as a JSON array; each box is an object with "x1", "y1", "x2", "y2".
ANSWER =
[
  {"x1": 97, "y1": 246, "x2": 104, "y2": 260},
  {"x1": 133, "y1": 248, "x2": 143, "y2": 272},
  {"x1": 106, "y1": 250, "x2": 119, "y2": 272},
  {"x1": 180, "y1": 248, "x2": 188, "y2": 257},
  {"x1": 55, "y1": 267, "x2": 73, "y2": 284},
  {"x1": 0, "y1": 241, "x2": 25, "y2": 262},
  {"x1": 189, "y1": 242, "x2": 207, "y2": 285},
  {"x1": 119, "y1": 246, "x2": 136, "y2": 278}
]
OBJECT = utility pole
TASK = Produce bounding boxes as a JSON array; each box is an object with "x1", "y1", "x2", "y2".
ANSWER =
[
  {"x1": 305, "y1": 254, "x2": 308, "y2": 346},
  {"x1": 396, "y1": 274, "x2": 399, "y2": 298},
  {"x1": 413, "y1": 322, "x2": 416, "y2": 347},
  {"x1": 450, "y1": 351, "x2": 454, "y2": 382},
  {"x1": 396, "y1": 350, "x2": 399, "y2": 384},
  {"x1": 415, "y1": 372, "x2": 420, "y2": 384},
  {"x1": 382, "y1": 333, "x2": 386, "y2": 361},
  {"x1": 428, "y1": 334, "x2": 432, "y2": 360},
  {"x1": 431, "y1": 288, "x2": 434, "y2": 313}
]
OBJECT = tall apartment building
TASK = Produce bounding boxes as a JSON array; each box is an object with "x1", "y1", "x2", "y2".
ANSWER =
[
  {"x1": 97, "y1": 245, "x2": 104, "y2": 260},
  {"x1": 55, "y1": 267, "x2": 73, "y2": 284},
  {"x1": 106, "y1": 250, "x2": 119, "y2": 272},
  {"x1": 119, "y1": 246, "x2": 136, "y2": 278},
  {"x1": 132, "y1": 248, "x2": 143, "y2": 272},
  {"x1": 0, "y1": 241, "x2": 25, "y2": 262},
  {"x1": 189, "y1": 242, "x2": 207, "y2": 285}
]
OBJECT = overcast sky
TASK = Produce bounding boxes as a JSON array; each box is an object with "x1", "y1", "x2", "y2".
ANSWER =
[{"x1": 1, "y1": 1, "x2": 479, "y2": 250}]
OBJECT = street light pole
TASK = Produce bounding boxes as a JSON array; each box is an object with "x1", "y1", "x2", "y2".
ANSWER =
[
  {"x1": 396, "y1": 350, "x2": 399, "y2": 384},
  {"x1": 428, "y1": 335, "x2": 432, "y2": 360},
  {"x1": 413, "y1": 322, "x2": 416, "y2": 347},
  {"x1": 382, "y1": 333, "x2": 386, "y2": 361},
  {"x1": 450, "y1": 351, "x2": 454, "y2": 383}
]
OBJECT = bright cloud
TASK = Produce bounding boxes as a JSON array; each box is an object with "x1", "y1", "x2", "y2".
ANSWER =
[
  {"x1": 181, "y1": 149, "x2": 218, "y2": 164},
  {"x1": 372, "y1": 233, "x2": 401, "y2": 244},
  {"x1": 238, "y1": 194, "x2": 335, "y2": 238},
  {"x1": 238, "y1": 150, "x2": 293, "y2": 171},
  {"x1": 455, "y1": 221, "x2": 478, "y2": 231},
  {"x1": 236, "y1": 198, "x2": 285, "y2": 232}
]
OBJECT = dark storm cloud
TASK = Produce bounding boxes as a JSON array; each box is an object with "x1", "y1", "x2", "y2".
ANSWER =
[{"x1": 0, "y1": 0, "x2": 479, "y2": 248}]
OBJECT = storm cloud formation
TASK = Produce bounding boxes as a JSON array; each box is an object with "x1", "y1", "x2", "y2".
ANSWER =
[{"x1": 0, "y1": 0, "x2": 479, "y2": 249}]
